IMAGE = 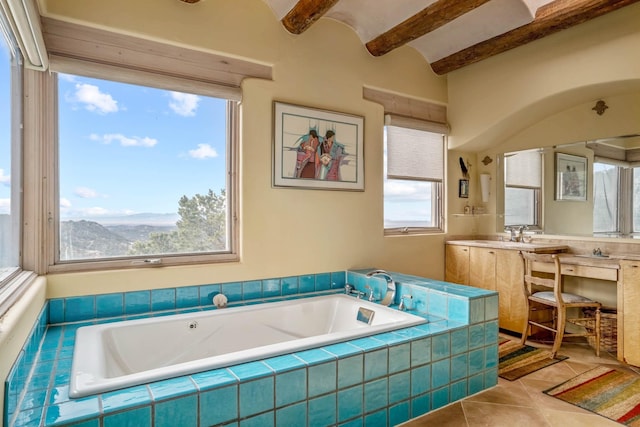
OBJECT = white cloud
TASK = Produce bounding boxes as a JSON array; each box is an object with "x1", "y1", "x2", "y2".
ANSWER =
[
  {"x1": 0, "y1": 198, "x2": 9, "y2": 213},
  {"x1": 188, "y1": 143, "x2": 218, "y2": 159},
  {"x1": 169, "y1": 92, "x2": 200, "y2": 117},
  {"x1": 73, "y1": 83, "x2": 119, "y2": 114},
  {"x1": 0, "y1": 168, "x2": 10, "y2": 186},
  {"x1": 384, "y1": 180, "x2": 428, "y2": 198},
  {"x1": 74, "y1": 187, "x2": 98, "y2": 198},
  {"x1": 91, "y1": 133, "x2": 158, "y2": 148},
  {"x1": 58, "y1": 74, "x2": 77, "y2": 83},
  {"x1": 60, "y1": 198, "x2": 72, "y2": 208}
]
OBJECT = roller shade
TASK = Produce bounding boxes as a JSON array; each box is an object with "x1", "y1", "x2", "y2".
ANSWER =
[
  {"x1": 385, "y1": 119, "x2": 444, "y2": 182},
  {"x1": 505, "y1": 149, "x2": 542, "y2": 188}
]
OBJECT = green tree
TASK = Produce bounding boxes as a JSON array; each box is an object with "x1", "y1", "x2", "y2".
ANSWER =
[{"x1": 129, "y1": 189, "x2": 227, "y2": 255}]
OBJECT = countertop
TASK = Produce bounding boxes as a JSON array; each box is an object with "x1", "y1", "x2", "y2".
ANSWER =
[{"x1": 446, "y1": 239, "x2": 569, "y2": 253}]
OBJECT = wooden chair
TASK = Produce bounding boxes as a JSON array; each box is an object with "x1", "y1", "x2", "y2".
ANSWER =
[{"x1": 520, "y1": 252, "x2": 601, "y2": 358}]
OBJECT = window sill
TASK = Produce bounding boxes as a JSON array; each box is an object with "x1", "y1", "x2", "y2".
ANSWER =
[{"x1": 0, "y1": 271, "x2": 38, "y2": 318}]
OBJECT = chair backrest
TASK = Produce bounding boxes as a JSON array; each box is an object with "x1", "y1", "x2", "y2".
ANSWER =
[{"x1": 520, "y1": 251, "x2": 565, "y2": 306}]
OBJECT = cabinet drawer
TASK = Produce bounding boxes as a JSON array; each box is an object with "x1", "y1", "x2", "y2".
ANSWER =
[
  {"x1": 561, "y1": 264, "x2": 618, "y2": 281},
  {"x1": 532, "y1": 261, "x2": 618, "y2": 281}
]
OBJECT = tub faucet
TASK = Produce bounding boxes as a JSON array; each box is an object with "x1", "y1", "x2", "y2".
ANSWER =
[
  {"x1": 365, "y1": 270, "x2": 396, "y2": 306},
  {"x1": 344, "y1": 284, "x2": 365, "y2": 299}
]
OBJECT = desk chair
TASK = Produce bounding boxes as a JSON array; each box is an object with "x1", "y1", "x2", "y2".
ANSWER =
[{"x1": 520, "y1": 252, "x2": 601, "y2": 358}]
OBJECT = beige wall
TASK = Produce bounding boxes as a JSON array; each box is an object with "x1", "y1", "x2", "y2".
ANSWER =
[{"x1": 38, "y1": 0, "x2": 448, "y2": 298}]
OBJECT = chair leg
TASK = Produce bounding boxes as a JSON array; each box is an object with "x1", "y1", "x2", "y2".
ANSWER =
[
  {"x1": 520, "y1": 301, "x2": 531, "y2": 346},
  {"x1": 594, "y1": 308, "x2": 601, "y2": 357},
  {"x1": 550, "y1": 308, "x2": 566, "y2": 359}
]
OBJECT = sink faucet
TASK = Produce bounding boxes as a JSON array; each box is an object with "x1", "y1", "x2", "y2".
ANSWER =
[
  {"x1": 365, "y1": 270, "x2": 396, "y2": 306},
  {"x1": 507, "y1": 225, "x2": 527, "y2": 242}
]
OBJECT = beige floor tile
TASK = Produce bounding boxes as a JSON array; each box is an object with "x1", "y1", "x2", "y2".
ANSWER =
[
  {"x1": 462, "y1": 401, "x2": 551, "y2": 427},
  {"x1": 403, "y1": 337, "x2": 636, "y2": 427}
]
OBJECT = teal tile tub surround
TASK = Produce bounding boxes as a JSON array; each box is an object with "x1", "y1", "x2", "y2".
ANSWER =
[{"x1": 4, "y1": 270, "x2": 498, "y2": 427}]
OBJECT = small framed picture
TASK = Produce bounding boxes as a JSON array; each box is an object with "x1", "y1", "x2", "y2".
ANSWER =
[
  {"x1": 459, "y1": 179, "x2": 469, "y2": 198},
  {"x1": 555, "y1": 152, "x2": 587, "y2": 201}
]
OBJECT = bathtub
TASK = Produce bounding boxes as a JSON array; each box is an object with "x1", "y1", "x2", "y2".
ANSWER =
[{"x1": 69, "y1": 293, "x2": 426, "y2": 398}]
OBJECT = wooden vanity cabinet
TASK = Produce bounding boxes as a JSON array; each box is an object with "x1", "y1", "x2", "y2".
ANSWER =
[
  {"x1": 445, "y1": 244, "x2": 469, "y2": 285},
  {"x1": 469, "y1": 247, "x2": 496, "y2": 291},
  {"x1": 621, "y1": 260, "x2": 640, "y2": 366},
  {"x1": 445, "y1": 244, "x2": 529, "y2": 334}
]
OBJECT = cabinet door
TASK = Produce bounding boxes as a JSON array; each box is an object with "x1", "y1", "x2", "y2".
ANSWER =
[
  {"x1": 622, "y1": 261, "x2": 640, "y2": 367},
  {"x1": 496, "y1": 249, "x2": 526, "y2": 333},
  {"x1": 469, "y1": 247, "x2": 496, "y2": 291},
  {"x1": 445, "y1": 245, "x2": 469, "y2": 285}
]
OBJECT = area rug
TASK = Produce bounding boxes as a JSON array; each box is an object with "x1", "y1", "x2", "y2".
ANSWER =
[
  {"x1": 499, "y1": 339, "x2": 568, "y2": 381},
  {"x1": 544, "y1": 366, "x2": 640, "y2": 426}
]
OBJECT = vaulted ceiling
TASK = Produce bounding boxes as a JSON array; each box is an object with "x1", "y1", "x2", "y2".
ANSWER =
[{"x1": 257, "y1": 0, "x2": 640, "y2": 75}]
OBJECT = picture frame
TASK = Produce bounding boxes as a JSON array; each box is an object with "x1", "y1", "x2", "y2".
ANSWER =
[
  {"x1": 273, "y1": 101, "x2": 364, "y2": 191},
  {"x1": 458, "y1": 179, "x2": 469, "y2": 198},
  {"x1": 555, "y1": 152, "x2": 587, "y2": 201}
]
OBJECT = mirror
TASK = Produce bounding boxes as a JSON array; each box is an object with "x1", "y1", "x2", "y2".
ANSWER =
[{"x1": 499, "y1": 135, "x2": 640, "y2": 237}]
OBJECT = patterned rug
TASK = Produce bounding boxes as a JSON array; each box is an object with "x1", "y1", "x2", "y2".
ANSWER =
[
  {"x1": 499, "y1": 339, "x2": 568, "y2": 381},
  {"x1": 544, "y1": 366, "x2": 640, "y2": 426}
]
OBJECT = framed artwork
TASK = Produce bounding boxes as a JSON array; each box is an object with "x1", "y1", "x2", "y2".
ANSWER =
[
  {"x1": 273, "y1": 101, "x2": 364, "y2": 191},
  {"x1": 458, "y1": 179, "x2": 469, "y2": 198},
  {"x1": 555, "y1": 152, "x2": 587, "y2": 201}
]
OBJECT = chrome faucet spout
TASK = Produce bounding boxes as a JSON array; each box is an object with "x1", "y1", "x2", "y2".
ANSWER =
[{"x1": 365, "y1": 269, "x2": 396, "y2": 306}]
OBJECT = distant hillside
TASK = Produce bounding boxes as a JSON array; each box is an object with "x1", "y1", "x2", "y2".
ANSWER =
[{"x1": 59, "y1": 219, "x2": 177, "y2": 260}]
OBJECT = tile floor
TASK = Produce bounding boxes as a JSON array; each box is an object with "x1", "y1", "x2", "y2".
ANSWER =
[{"x1": 402, "y1": 334, "x2": 640, "y2": 427}]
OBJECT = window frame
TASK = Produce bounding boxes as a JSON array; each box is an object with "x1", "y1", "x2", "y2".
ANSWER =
[
  {"x1": 41, "y1": 71, "x2": 240, "y2": 273},
  {"x1": 0, "y1": 10, "x2": 29, "y2": 315},
  {"x1": 503, "y1": 149, "x2": 543, "y2": 231},
  {"x1": 383, "y1": 122, "x2": 446, "y2": 236}
]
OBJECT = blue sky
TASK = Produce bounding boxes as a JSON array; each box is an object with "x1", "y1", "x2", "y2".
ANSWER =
[
  {"x1": 1, "y1": 44, "x2": 228, "y2": 220},
  {"x1": 0, "y1": 40, "x2": 11, "y2": 215},
  {"x1": 57, "y1": 75, "x2": 228, "y2": 220}
]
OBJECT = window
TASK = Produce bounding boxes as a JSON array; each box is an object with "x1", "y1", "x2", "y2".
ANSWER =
[
  {"x1": 504, "y1": 149, "x2": 542, "y2": 228},
  {"x1": 383, "y1": 117, "x2": 444, "y2": 234},
  {"x1": 0, "y1": 13, "x2": 22, "y2": 286},
  {"x1": 591, "y1": 161, "x2": 640, "y2": 237},
  {"x1": 593, "y1": 162, "x2": 620, "y2": 234},
  {"x1": 54, "y1": 73, "x2": 237, "y2": 268}
]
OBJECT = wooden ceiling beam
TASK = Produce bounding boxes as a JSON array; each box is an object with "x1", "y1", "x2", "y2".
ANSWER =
[
  {"x1": 281, "y1": 0, "x2": 340, "y2": 35},
  {"x1": 366, "y1": 0, "x2": 492, "y2": 57},
  {"x1": 431, "y1": 0, "x2": 640, "y2": 75}
]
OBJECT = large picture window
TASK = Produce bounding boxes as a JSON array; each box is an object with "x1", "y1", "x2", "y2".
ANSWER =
[
  {"x1": 0, "y1": 14, "x2": 22, "y2": 286},
  {"x1": 55, "y1": 73, "x2": 236, "y2": 266}
]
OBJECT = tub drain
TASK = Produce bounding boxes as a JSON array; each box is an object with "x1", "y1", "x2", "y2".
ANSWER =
[{"x1": 188, "y1": 321, "x2": 198, "y2": 329}]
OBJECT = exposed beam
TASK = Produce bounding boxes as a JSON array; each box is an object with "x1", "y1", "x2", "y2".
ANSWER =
[
  {"x1": 281, "y1": 0, "x2": 340, "y2": 35},
  {"x1": 366, "y1": 0, "x2": 492, "y2": 57},
  {"x1": 431, "y1": 0, "x2": 640, "y2": 75}
]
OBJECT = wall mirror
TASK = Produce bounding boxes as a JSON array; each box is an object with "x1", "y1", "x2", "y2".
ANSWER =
[{"x1": 498, "y1": 134, "x2": 640, "y2": 238}]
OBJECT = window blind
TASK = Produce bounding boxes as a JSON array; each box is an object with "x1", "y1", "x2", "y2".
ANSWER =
[
  {"x1": 385, "y1": 116, "x2": 444, "y2": 182},
  {"x1": 505, "y1": 149, "x2": 542, "y2": 188}
]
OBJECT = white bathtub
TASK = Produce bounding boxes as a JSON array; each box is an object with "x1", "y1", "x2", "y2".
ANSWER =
[{"x1": 69, "y1": 294, "x2": 426, "y2": 398}]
